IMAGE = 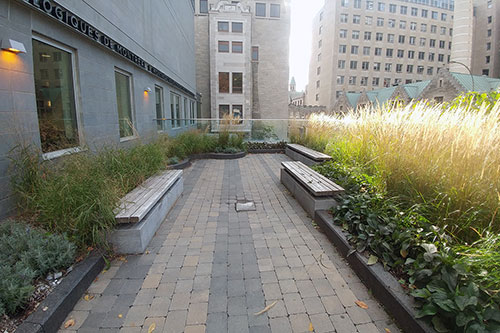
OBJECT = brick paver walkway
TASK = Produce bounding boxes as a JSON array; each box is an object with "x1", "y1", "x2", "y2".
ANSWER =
[{"x1": 60, "y1": 154, "x2": 400, "y2": 333}]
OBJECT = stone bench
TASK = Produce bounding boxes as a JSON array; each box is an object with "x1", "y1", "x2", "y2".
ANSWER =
[
  {"x1": 109, "y1": 170, "x2": 183, "y2": 254},
  {"x1": 285, "y1": 143, "x2": 332, "y2": 166},
  {"x1": 281, "y1": 161, "x2": 344, "y2": 217}
]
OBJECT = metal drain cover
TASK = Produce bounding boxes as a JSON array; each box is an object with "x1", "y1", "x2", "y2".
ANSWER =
[{"x1": 235, "y1": 200, "x2": 256, "y2": 212}]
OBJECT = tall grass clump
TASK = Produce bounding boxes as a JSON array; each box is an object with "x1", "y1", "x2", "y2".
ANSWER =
[{"x1": 299, "y1": 100, "x2": 500, "y2": 240}]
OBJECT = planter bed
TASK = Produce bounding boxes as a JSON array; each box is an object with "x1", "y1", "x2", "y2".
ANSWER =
[
  {"x1": 247, "y1": 148, "x2": 285, "y2": 154},
  {"x1": 315, "y1": 210, "x2": 434, "y2": 333}
]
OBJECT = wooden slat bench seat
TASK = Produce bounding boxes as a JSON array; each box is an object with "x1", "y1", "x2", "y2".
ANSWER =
[
  {"x1": 285, "y1": 144, "x2": 332, "y2": 166},
  {"x1": 109, "y1": 170, "x2": 183, "y2": 254},
  {"x1": 280, "y1": 161, "x2": 344, "y2": 217}
]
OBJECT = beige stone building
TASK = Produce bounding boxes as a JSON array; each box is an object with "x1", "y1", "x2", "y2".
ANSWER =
[
  {"x1": 306, "y1": 0, "x2": 455, "y2": 109},
  {"x1": 194, "y1": 0, "x2": 291, "y2": 126},
  {"x1": 450, "y1": 0, "x2": 500, "y2": 77}
]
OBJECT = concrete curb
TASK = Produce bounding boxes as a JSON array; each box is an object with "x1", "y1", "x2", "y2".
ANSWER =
[
  {"x1": 16, "y1": 251, "x2": 105, "y2": 333},
  {"x1": 314, "y1": 210, "x2": 435, "y2": 333},
  {"x1": 169, "y1": 158, "x2": 191, "y2": 170},
  {"x1": 247, "y1": 148, "x2": 285, "y2": 154}
]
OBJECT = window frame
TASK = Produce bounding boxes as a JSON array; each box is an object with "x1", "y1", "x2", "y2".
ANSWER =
[
  {"x1": 170, "y1": 92, "x2": 181, "y2": 129},
  {"x1": 270, "y1": 3, "x2": 280, "y2": 18},
  {"x1": 114, "y1": 67, "x2": 136, "y2": 141},
  {"x1": 255, "y1": 3, "x2": 266, "y2": 17},
  {"x1": 155, "y1": 85, "x2": 164, "y2": 132}
]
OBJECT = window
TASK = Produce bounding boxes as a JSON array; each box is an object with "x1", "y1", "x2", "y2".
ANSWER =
[
  {"x1": 488, "y1": 16, "x2": 492, "y2": 24},
  {"x1": 364, "y1": 31, "x2": 372, "y2": 40},
  {"x1": 170, "y1": 92, "x2": 181, "y2": 128},
  {"x1": 218, "y1": 41, "x2": 229, "y2": 52},
  {"x1": 385, "y1": 63, "x2": 392, "y2": 72},
  {"x1": 431, "y1": 25, "x2": 437, "y2": 33},
  {"x1": 183, "y1": 97, "x2": 188, "y2": 126},
  {"x1": 365, "y1": 16, "x2": 373, "y2": 25},
  {"x1": 270, "y1": 4, "x2": 280, "y2": 17},
  {"x1": 440, "y1": 27, "x2": 446, "y2": 35},
  {"x1": 232, "y1": 73, "x2": 242, "y2": 93},
  {"x1": 155, "y1": 86, "x2": 164, "y2": 131},
  {"x1": 400, "y1": 20, "x2": 406, "y2": 29},
  {"x1": 388, "y1": 19, "x2": 395, "y2": 27},
  {"x1": 430, "y1": 39, "x2": 436, "y2": 47},
  {"x1": 488, "y1": 29, "x2": 492, "y2": 37},
  {"x1": 408, "y1": 50, "x2": 415, "y2": 59},
  {"x1": 397, "y1": 49, "x2": 404, "y2": 58},
  {"x1": 439, "y1": 40, "x2": 445, "y2": 49},
  {"x1": 362, "y1": 61, "x2": 369, "y2": 70},
  {"x1": 441, "y1": 13, "x2": 447, "y2": 21},
  {"x1": 200, "y1": 0, "x2": 208, "y2": 13},
  {"x1": 398, "y1": 35, "x2": 405, "y2": 44},
  {"x1": 375, "y1": 47, "x2": 382, "y2": 56},
  {"x1": 409, "y1": 36, "x2": 415, "y2": 45},
  {"x1": 232, "y1": 22, "x2": 243, "y2": 32},
  {"x1": 353, "y1": 15, "x2": 361, "y2": 24},
  {"x1": 374, "y1": 62, "x2": 381, "y2": 71},
  {"x1": 319, "y1": 26, "x2": 323, "y2": 35},
  {"x1": 256, "y1": 3, "x2": 266, "y2": 16},
  {"x1": 483, "y1": 69, "x2": 490, "y2": 76},
  {"x1": 427, "y1": 67, "x2": 433, "y2": 75},
  {"x1": 232, "y1": 41, "x2": 243, "y2": 53},
  {"x1": 341, "y1": 0, "x2": 349, "y2": 7},
  {"x1": 376, "y1": 32, "x2": 383, "y2": 41},
  {"x1": 421, "y1": 24, "x2": 427, "y2": 32},
  {"x1": 232, "y1": 105, "x2": 243, "y2": 122},
  {"x1": 340, "y1": 13, "x2": 348, "y2": 23},
  {"x1": 378, "y1": 2, "x2": 385, "y2": 11},
  {"x1": 418, "y1": 51, "x2": 425, "y2": 60},
  {"x1": 410, "y1": 22, "x2": 417, "y2": 31},
  {"x1": 429, "y1": 53, "x2": 435, "y2": 61},
  {"x1": 350, "y1": 61, "x2": 358, "y2": 69},
  {"x1": 316, "y1": 80, "x2": 320, "y2": 88},
  {"x1": 400, "y1": 6, "x2": 407, "y2": 14},
  {"x1": 366, "y1": 1, "x2": 374, "y2": 10},
  {"x1": 377, "y1": 17, "x2": 384, "y2": 26},
  {"x1": 420, "y1": 38, "x2": 426, "y2": 46},
  {"x1": 384, "y1": 78, "x2": 391, "y2": 87},
  {"x1": 351, "y1": 45, "x2": 359, "y2": 54},
  {"x1": 339, "y1": 45, "x2": 347, "y2": 53},
  {"x1": 315, "y1": 94, "x2": 319, "y2": 101},
  {"x1": 318, "y1": 40, "x2": 322, "y2": 48},
  {"x1": 354, "y1": 0, "x2": 361, "y2": 8},
  {"x1": 432, "y1": 11, "x2": 438, "y2": 19},
  {"x1": 363, "y1": 46, "x2": 371, "y2": 55},
  {"x1": 438, "y1": 54, "x2": 444, "y2": 62},
  {"x1": 317, "y1": 66, "x2": 321, "y2": 74},
  {"x1": 33, "y1": 38, "x2": 79, "y2": 152},
  {"x1": 389, "y1": 4, "x2": 396, "y2": 13},
  {"x1": 219, "y1": 104, "x2": 230, "y2": 119},
  {"x1": 396, "y1": 64, "x2": 403, "y2": 73},
  {"x1": 218, "y1": 21, "x2": 229, "y2": 32},
  {"x1": 422, "y1": 9, "x2": 428, "y2": 17},
  {"x1": 487, "y1": 42, "x2": 491, "y2": 51},
  {"x1": 386, "y1": 49, "x2": 393, "y2": 57},
  {"x1": 372, "y1": 77, "x2": 380, "y2": 86},
  {"x1": 190, "y1": 100, "x2": 196, "y2": 125},
  {"x1": 320, "y1": 12, "x2": 323, "y2": 21},
  {"x1": 411, "y1": 7, "x2": 418, "y2": 16},
  {"x1": 361, "y1": 77, "x2": 368, "y2": 86},
  {"x1": 352, "y1": 30, "x2": 360, "y2": 39},
  {"x1": 252, "y1": 46, "x2": 259, "y2": 61},
  {"x1": 486, "y1": 56, "x2": 491, "y2": 64},
  {"x1": 417, "y1": 65, "x2": 424, "y2": 74},
  {"x1": 337, "y1": 75, "x2": 345, "y2": 84},
  {"x1": 317, "y1": 53, "x2": 321, "y2": 61},
  {"x1": 349, "y1": 76, "x2": 357, "y2": 85},
  {"x1": 338, "y1": 60, "x2": 346, "y2": 68},
  {"x1": 219, "y1": 72, "x2": 230, "y2": 93}
]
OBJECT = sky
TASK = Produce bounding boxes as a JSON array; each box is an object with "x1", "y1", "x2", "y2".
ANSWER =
[{"x1": 289, "y1": 0, "x2": 325, "y2": 92}]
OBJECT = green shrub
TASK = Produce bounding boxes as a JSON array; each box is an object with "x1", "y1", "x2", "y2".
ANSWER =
[{"x1": 0, "y1": 221, "x2": 75, "y2": 316}]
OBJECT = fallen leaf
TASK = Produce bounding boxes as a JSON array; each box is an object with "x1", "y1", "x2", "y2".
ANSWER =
[
  {"x1": 254, "y1": 300, "x2": 278, "y2": 315},
  {"x1": 64, "y1": 319, "x2": 75, "y2": 328},
  {"x1": 42, "y1": 306, "x2": 48, "y2": 312},
  {"x1": 309, "y1": 322, "x2": 314, "y2": 331},
  {"x1": 84, "y1": 294, "x2": 94, "y2": 301},
  {"x1": 367, "y1": 255, "x2": 378, "y2": 266},
  {"x1": 355, "y1": 300, "x2": 369, "y2": 309},
  {"x1": 400, "y1": 249, "x2": 408, "y2": 258},
  {"x1": 148, "y1": 322, "x2": 156, "y2": 333},
  {"x1": 385, "y1": 329, "x2": 391, "y2": 333},
  {"x1": 118, "y1": 314, "x2": 123, "y2": 318}
]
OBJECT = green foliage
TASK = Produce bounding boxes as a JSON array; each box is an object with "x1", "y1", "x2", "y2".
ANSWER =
[
  {"x1": 0, "y1": 221, "x2": 76, "y2": 316},
  {"x1": 445, "y1": 91, "x2": 500, "y2": 112},
  {"x1": 167, "y1": 156, "x2": 180, "y2": 165},
  {"x1": 251, "y1": 122, "x2": 278, "y2": 141},
  {"x1": 246, "y1": 141, "x2": 287, "y2": 150}
]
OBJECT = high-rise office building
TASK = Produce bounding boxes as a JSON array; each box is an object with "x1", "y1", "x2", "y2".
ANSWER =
[
  {"x1": 305, "y1": 0, "x2": 455, "y2": 109},
  {"x1": 450, "y1": 0, "x2": 500, "y2": 77},
  {"x1": 194, "y1": 0, "x2": 291, "y2": 122}
]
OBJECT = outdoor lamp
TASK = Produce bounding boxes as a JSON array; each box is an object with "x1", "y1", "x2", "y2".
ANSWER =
[
  {"x1": 1, "y1": 39, "x2": 26, "y2": 54},
  {"x1": 144, "y1": 87, "x2": 152, "y2": 93}
]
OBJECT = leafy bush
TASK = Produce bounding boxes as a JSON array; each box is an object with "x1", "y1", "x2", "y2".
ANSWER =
[
  {"x1": 0, "y1": 221, "x2": 75, "y2": 316},
  {"x1": 246, "y1": 141, "x2": 287, "y2": 150}
]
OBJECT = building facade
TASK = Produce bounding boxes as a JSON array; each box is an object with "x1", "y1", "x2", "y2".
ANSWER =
[
  {"x1": 0, "y1": 0, "x2": 198, "y2": 218},
  {"x1": 450, "y1": 0, "x2": 500, "y2": 77},
  {"x1": 306, "y1": 0, "x2": 455, "y2": 109},
  {"x1": 194, "y1": 0, "x2": 290, "y2": 124}
]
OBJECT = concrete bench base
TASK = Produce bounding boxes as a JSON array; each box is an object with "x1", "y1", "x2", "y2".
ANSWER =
[
  {"x1": 285, "y1": 146, "x2": 320, "y2": 166},
  {"x1": 281, "y1": 168, "x2": 337, "y2": 217},
  {"x1": 109, "y1": 177, "x2": 183, "y2": 254}
]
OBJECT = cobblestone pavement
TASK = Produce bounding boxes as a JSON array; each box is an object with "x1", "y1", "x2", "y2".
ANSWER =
[{"x1": 60, "y1": 154, "x2": 400, "y2": 333}]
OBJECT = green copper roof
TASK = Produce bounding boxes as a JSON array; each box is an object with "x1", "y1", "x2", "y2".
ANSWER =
[
  {"x1": 346, "y1": 93, "x2": 361, "y2": 107},
  {"x1": 450, "y1": 72, "x2": 500, "y2": 92},
  {"x1": 404, "y1": 80, "x2": 431, "y2": 98}
]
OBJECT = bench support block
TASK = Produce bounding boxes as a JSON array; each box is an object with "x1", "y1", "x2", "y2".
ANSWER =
[
  {"x1": 281, "y1": 168, "x2": 337, "y2": 217},
  {"x1": 285, "y1": 146, "x2": 320, "y2": 166},
  {"x1": 109, "y1": 177, "x2": 183, "y2": 254}
]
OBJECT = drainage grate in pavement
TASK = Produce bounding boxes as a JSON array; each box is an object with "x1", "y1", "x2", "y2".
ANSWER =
[{"x1": 235, "y1": 200, "x2": 256, "y2": 212}]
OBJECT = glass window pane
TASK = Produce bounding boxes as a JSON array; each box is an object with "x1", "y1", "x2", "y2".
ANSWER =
[
  {"x1": 232, "y1": 105, "x2": 243, "y2": 124},
  {"x1": 232, "y1": 41, "x2": 243, "y2": 53},
  {"x1": 232, "y1": 22, "x2": 243, "y2": 32},
  {"x1": 218, "y1": 21, "x2": 229, "y2": 32},
  {"x1": 256, "y1": 3, "x2": 266, "y2": 16},
  {"x1": 184, "y1": 97, "x2": 188, "y2": 126},
  {"x1": 219, "y1": 72, "x2": 230, "y2": 93},
  {"x1": 32, "y1": 39, "x2": 79, "y2": 153},
  {"x1": 270, "y1": 4, "x2": 280, "y2": 17},
  {"x1": 219, "y1": 104, "x2": 230, "y2": 118},
  {"x1": 232, "y1": 73, "x2": 242, "y2": 93},
  {"x1": 218, "y1": 41, "x2": 229, "y2": 52},
  {"x1": 170, "y1": 92, "x2": 181, "y2": 128},
  {"x1": 155, "y1": 86, "x2": 163, "y2": 131},
  {"x1": 200, "y1": 0, "x2": 208, "y2": 13},
  {"x1": 252, "y1": 46, "x2": 259, "y2": 61},
  {"x1": 115, "y1": 71, "x2": 134, "y2": 138}
]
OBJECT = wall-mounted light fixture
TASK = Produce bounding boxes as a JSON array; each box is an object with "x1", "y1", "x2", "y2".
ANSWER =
[
  {"x1": 1, "y1": 39, "x2": 26, "y2": 54},
  {"x1": 144, "y1": 87, "x2": 152, "y2": 93}
]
